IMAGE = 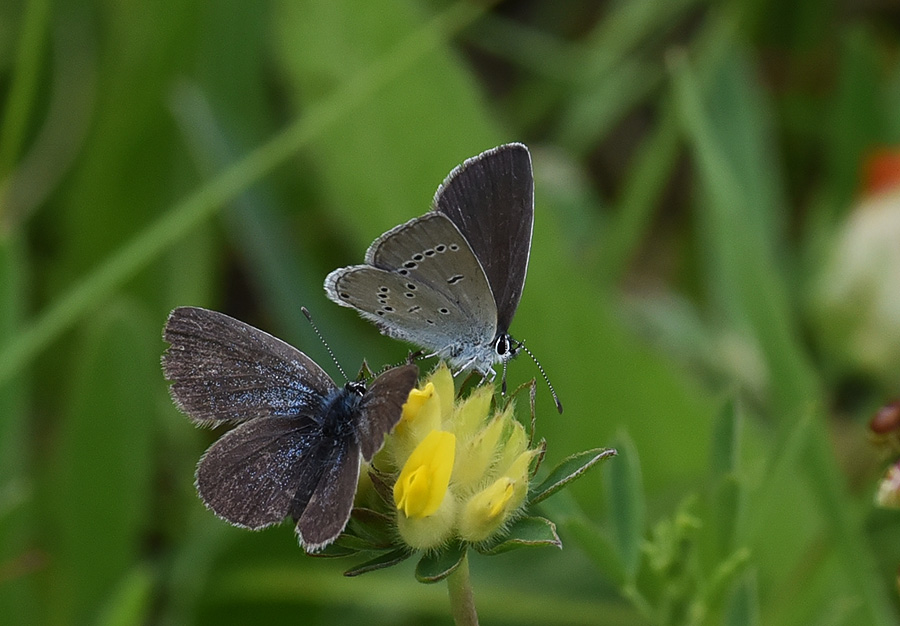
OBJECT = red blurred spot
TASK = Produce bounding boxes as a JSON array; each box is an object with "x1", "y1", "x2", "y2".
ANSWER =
[
  {"x1": 870, "y1": 399, "x2": 900, "y2": 435},
  {"x1": 862, "y1": 149, "x2": 900, "y2": 196}
]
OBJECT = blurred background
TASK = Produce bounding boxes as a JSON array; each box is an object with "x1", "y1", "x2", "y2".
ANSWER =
[{"x1": 3, "y1": 0, "x2": 900, "y2": 624}]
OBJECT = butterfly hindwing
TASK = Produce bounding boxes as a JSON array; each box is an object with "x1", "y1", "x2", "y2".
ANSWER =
[
  {"x1": 356, "y1": 364, "x2": 419, "y2": 460},
  {"x1": 325, "y1": 214, "x2": 498, "y2": 366},
  {"x1": 195, "y1": 415, "x2": 327, "y2": 530},
  {"x1": 163, "y1": 307, "x2": 335, "y2": 424},
  {"x1": 295, "y1": 439, "x2": 361, "y2": 550}
]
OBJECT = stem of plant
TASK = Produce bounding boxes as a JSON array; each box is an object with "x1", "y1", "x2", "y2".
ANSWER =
[{"x1": 446, "y1": 551, "x2": 479, "y2": 626}]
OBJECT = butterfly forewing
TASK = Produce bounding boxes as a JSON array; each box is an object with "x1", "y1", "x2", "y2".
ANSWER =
[
  {"x1": 433, "y1": 143, "x2": 534, "y2": 332},
  {"x1": 195, "y1": 415, "x2": 327, "y2": 529},
  {"x1": 163, "y1": 307, "x2": 336, "y2": 424},
  {"x1": 356, "y1": 364, "x2": 419, "y2": 460}
]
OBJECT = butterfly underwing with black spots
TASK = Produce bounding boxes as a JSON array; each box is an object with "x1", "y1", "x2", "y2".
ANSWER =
[{"x1": 325, "y1": 143, "x2": 533, "y2": 379}]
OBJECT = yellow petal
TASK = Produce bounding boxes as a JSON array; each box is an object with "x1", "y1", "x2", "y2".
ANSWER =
[
  {"x1": 496, "y1": 416, "x2": 527, "y2": 475},
  {"x1": 459, "y1": 477, "x2": 516, "y2": 542},
  {"x1": 451, "y1": 385, "x2": 493, "y2": 439},
  {"x1": 394, "y1": 430, "x2": 456, "y2": 518},
  {"x1": 389, "y1": 382, "x2": 442, "y2": 468},
  {"x1": 428, "y1": 363, "x2": 456, "y2": 418},
  {"x1": 453, "y1": 414, "x2": 506, "y2": 492},
  {"x1": 400, "y1": 382, "x2": 435, "y2": 424}
]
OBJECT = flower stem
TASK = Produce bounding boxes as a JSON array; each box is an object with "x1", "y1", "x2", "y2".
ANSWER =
[{"x1": 446, "y1": 551, "x2": 479, "y2": 626}]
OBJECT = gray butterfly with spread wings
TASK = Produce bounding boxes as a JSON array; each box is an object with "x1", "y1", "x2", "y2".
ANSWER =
[
  {"x1": 325, "y1": 143, "x2": 534, "y2": 381},
  {"x1": 162, "y1": 306, "x2": 417, "y2": 552}
]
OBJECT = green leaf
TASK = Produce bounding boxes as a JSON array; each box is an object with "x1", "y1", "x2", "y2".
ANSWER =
[
  {"x1": 272, "y1": 0, "x2": 499, "y2": 253},
  {"x1": 710, "y1": 397, "x2": 741, "y2": 479},
  {"x1": 343, "y1": 548, "x2": 411, "y2": 577},
  {"x1": 0, "y1": 235, "x2": 34, "y2": 625},
  {"x1": 528, "y1": 447, "x2": 617, "y2": 505},
  {"x1": 708, "y1": 397, "x2": 744, "y2": 558},
  {"x1": 475, "y1": 516, "x2": 561, "y2": 555},
  {"x1": 309, "y1": 542, "x2": 362, "y2": 559},
  {"x1": 565, "y1": 518, "x2": 626, "y2": 586},
  {"x1": 415, "y1": 541, "x2": 466, "y2": 584},
  {"x1": 709, "y1": 475, "x2": 742, "y2": 561},
  {"x1": 95, "y1": 564, "x2": 155, "y2": 626},
  {"x1": 325, "y1": 533, "x2": 381, "y2": 554},
  {"x1": 603, "y1": 432, "x2": 644, "y2": 582},
  {"x1": 724, "y1": 571, "x2": 760, "y2": 626},
  {"x1": 52, "y1": 301, "x2": 157, "y2": 624},
  {"x1": 668, "y1": 48, "x2": 817, "y2": 420},
  {"x1": 344, "y1": 508, "x2": 396, "y2": 549}
]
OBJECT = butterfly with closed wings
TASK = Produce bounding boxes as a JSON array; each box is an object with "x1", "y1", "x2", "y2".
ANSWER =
[
  {"x1": 162, "y1": 306, "x2": 418, "y2": 552},
  {"x1": 325, "y1": 143, "x2": 560, "y2": 411}
]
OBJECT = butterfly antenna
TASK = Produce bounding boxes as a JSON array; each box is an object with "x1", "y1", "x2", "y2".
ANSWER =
[
  {"x1": 301, "y1": 306, "x2": 349, "y2": 382},
  {"x1": 519, "y1": 344, "x2": 563, "y2": 413}
]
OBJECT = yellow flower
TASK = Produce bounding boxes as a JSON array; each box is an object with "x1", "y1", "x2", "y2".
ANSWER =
[
  {"x1": 394, "y1": 430, "x2": 456, "y2": 518},
  {"x1": 385, "y1": 364, "x2": 544, "y2": 549}
]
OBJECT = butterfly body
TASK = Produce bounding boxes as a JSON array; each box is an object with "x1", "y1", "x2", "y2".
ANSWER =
[
  {"x1": 163, "y1": 306, "x2": 417, "y2": 551},
  {"x1": 325, "y1": 143, "x2": 534, "y2": 378}
]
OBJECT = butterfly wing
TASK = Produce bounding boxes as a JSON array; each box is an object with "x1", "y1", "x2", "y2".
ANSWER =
[
  {"x1": 432, "y1": 143, "x2": 534, "y2": 332},
  {"x1": 163, "y1": 306, "x2": 336, "y2": 424},
  {"x1": 355, "y1": 364, "x2": 418, "y2": 461},
  {"x1": 294, "y1": 438, "x2": 361, "y2": 551},
  {"x1": 195, "y1": 415, "x2": 329, "y2": 529},
  {"x1": 325, "y1": 214, "x2": 499, "y2": 371}
]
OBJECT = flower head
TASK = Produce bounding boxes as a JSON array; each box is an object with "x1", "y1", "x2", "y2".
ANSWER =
[
  {"x1": 384, "y1": 364, "x2": 540, "y2": 549},
  {"x1": 329, "y1": 362, "x2": 616, "y2": 584}
]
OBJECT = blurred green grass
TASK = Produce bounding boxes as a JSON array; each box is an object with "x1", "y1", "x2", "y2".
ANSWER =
[{"x1": 3, "y1": 0, "x2": 900, "y2": 624}]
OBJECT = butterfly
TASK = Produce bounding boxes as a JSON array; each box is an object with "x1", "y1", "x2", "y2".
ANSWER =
[
  {"x1": 162, "y1": 306, "x2": 418, "y2": 552},
  {"x1": 325, "y1": 143, "x2": 534, "y2": 382}
]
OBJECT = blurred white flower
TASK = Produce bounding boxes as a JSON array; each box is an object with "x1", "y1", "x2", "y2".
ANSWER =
[{"x1": 814, "y1": 186, "x2": 900, "y2": 381}]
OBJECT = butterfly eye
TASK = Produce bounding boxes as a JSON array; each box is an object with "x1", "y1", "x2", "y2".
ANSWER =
[{"x1": 495, "y1": 335, "x2": 510, "y2": 356}]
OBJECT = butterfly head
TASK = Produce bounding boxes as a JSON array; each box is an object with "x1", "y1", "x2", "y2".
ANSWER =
[
  {"x1": 493, "y1": 333, "x2": 520, "y2": 363},
  {"x1": 345, "y1": 380, "x2": 367, "y2": 396}
]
